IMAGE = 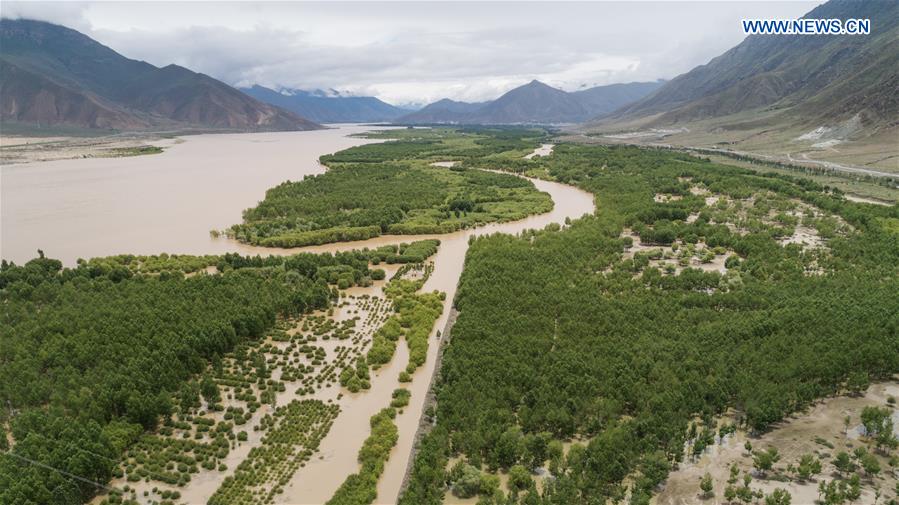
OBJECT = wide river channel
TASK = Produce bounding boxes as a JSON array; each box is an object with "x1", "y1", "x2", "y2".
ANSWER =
[{"x1": 1, "y1": 124, "x2": 595, "y2": 504}]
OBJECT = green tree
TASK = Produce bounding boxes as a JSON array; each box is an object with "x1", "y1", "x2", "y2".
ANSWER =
[
  {"x1": 494, "y1": 427, "x2": 524, "y2": 469},
  {"x1": 724, "y1": 485, "x2": 737, "y2": 503},
  {"x1": 547, "y1": 439, "x2": 564, "y2": 475},
  {"x1": 508, "y1": 464, "x2": 532, "y2": 492},
  {"x1": 846, "y1": 475, "x2": 862, "y2": 502},
  {"x1": 180, "y1": 381, "x2": 201, "y2": 411},
  {"x1": 765, "y1": 488, "x2": 792, "y2": 505},
  {"x1": 753, "y1": 447, "x2": 780, "y2": 476},
  {"x1": 834, "y1": 451, "x2": 855, "y2": 475},
  {"x1": 700, "y1": 472, "x2": 714, "y2": 498},
  {"x1": 451, "y1": 464, "x2": 482, "y2": 498},
  {"x1": 861, "y1": 406, "x2": 899, "y2": 452},
  {"x1": 524, "y1": 432, "x2": 550, "y2": 469},
  {"x1": 846, "y1": 371, "x2": 869, "y2": 396},
  {"x1": 876, "y1": 421, "x2": 899, "y2": 453},
  {"x1": 200, "y1": 375, "x2": 220, "y2": 405},
  {"x1": 797, "y1": 454, "x2": 822, "y2": 481},
  {"x1": 861, "y1": 453, "x2": 881, "y2": 476}
]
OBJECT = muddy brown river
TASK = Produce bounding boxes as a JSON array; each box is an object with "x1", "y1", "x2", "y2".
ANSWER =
[
  {"x1": 1, "y1": 125, "x2": 387, "y2": 265},
  {"x1": 2, "y1": 125, "x2": 595, "y2": 504}
]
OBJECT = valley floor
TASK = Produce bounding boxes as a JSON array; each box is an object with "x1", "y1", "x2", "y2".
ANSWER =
[{"x1": 575, "y1": 110, "x2": 899, "y2": 176}]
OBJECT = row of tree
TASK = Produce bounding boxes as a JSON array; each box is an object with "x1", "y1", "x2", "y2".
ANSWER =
[{"x1": 0, "y1": 246, "x2": 399, "y2": 504}]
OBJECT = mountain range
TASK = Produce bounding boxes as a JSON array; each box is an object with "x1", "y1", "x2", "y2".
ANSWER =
[
  {"x1": 0, "y1": 19, "x2": 320, "y2": 132},
  {"x1": 241, "y1": 85, "x2": 412, "y2": 123},
  {"x1": 397, "y1": 80, "x2": 664, "y2": 125},
  {"x1": 2, "y1": 0, "x2": 894, "y2": 152},
  {"x1": 592, "y1": 0, "x2": 898, "y2": 139}
]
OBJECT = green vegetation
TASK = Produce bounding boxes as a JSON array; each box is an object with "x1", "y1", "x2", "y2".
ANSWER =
[
  {"x1": 0, "y1": 240, "x2": 436, "y2": 504},
  {"x1": 0, "y1": 258, "x2": 323, "y2": 502},
  {"x1": 390, "y1": 389, "x2": 411, "y2": 409},
  {"x1": 861, "y1": 406, "x2": 898, "y2": 452},
  {"x1": 78, "y1": 252, "x2": 222, "y2": 274},
  {"x1": 687, "y1": 147, "x2": 899, "y2": 194},
  {"x1": 102, "y1": 145, "x2": 164, "y2": 158},
  {"x1": 383, "y1": 269, "x2": 444, "y2": 378},
  {"x1": 76, "y1": 239, "x2": 441, "y2": 279},
  {"x1": 364, "y1": 263, "x2": 443, "y2": 373},
  {"x1": 366, "y1": 240, "x2": 441, "y2": 265},
  {"x1": 345, "y1": 127, "x2": 546, "y2": 161},
  {"x1": 401, "y1": 143, "x2": 899, "y2": 505},
  {"x1": 209, "y1": 400, "x2": 339, "y2": 504},
  {"x1": 350, "y1": 263, "x2": 443, "y2": 396},
  {"x1": 326, "y1": 407, "x2": 399, "y2": 505},
  {"x1": 227, "y1": 128, "x2": 552, "y2": 247},
  {"x1": 699, "y1": 152, "x2": 899, "y2": 205},
  {"x1": 111, "y1": 305, "x2": 362, "y2": 500}
]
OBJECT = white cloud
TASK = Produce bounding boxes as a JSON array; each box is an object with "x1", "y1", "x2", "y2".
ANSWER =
[
  {"x1": 1, "y1": 1, "x2": 91, "y2": 31},
  {"x1": 2, "y1": 1, "x2": 823, "y2": 105}
]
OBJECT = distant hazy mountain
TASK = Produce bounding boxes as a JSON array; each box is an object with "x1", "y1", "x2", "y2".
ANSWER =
[
  {"x1": 601, "y1": 0, "x2": 898, "y2": 131},
  {"x1": 241, "y1": 85, "x2": 411, "y2": 123},
  {"x1": 0, "y1": 19, "x2": 320, "y2": 131},
  {"x1": 396, "y1": 80, "x2": 663, "y2": 125},
  {"x1": 396, "y1": 98, "x2": 488, "y2": 124},
  {"x1": 468, "y1": 80, "x2": 590, "y2": 124},
  {"x1": 571, "y1": 81, "x2": 665, "y2": 118}
]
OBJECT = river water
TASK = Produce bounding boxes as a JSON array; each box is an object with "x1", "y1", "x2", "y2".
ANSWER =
[
  {"x1": 0, "y1": 125, "x2": 385, "y2": 265},
  {"x1": 2, "y1": 125, "x2": 596, "y2": 504}
]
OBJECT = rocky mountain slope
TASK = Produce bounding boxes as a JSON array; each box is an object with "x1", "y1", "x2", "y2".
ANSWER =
[
  {"x1": 598, "y1": 0, "x2": 898, "y2": 133},
  {"x1": 0, "y1": 18, "x2": 320, "y2": 131}
]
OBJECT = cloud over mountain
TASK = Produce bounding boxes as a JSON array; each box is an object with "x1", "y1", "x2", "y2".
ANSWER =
[{"x1": 1, "y1": 1, "x2": 820, "y2": 105}]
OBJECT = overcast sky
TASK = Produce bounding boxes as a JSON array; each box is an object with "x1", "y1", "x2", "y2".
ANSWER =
[{"x1": 3, "y1": 1, "x2": 822, "y2": 106}]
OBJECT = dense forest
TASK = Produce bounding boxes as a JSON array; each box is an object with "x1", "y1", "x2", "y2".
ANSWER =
[
  {"x1": 401, "y1": 138, "x2": 899, "y2": 504},
  {"x1": 227, "y1": 128, "x2": 552, "y2": 247},
  {"x1": 338, "y1": 127, "x2": 547, "y2": 163},
  {"x1": 0, "y1": 241, "x2": 435, "y2": 505}
]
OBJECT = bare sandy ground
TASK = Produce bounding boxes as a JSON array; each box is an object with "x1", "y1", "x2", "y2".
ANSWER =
[
  {"x1": 844, "y1": 194, "x2": 892, "y2": 207},
  {"x1": 0, "y1": 136, "x2": 70, "y2": 147},
  {"x1": 0, "y1": 134, "x2": 180, "y2": 164},
  {"x1": 524, "y1": 144, "x2": 554, "y2": 159},
  {"x1": 654, "y1": 382, "x2": 899, "y2": 505}
]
